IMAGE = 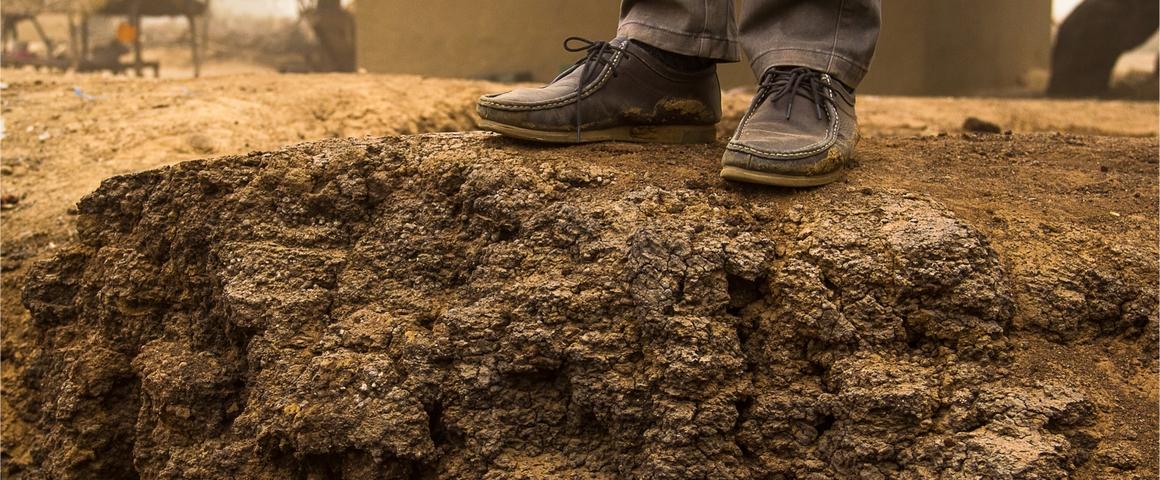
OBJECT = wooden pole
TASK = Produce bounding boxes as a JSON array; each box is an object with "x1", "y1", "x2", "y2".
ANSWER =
[
  {"x1": 67, "y1": 13, "x2": 78, "y2": 69},
  {"x1": 187, "y1": 13, "x2": 200, "y2": 78},
  {"x1": 1, "y1": 18, "x2": 13, "y2": 53},
  {"x1": 185, "y1": 0, "x2": 204, "y2": 79},
  {"x1": 130, "y1": 0, "x2": 143, "y2": 77}
]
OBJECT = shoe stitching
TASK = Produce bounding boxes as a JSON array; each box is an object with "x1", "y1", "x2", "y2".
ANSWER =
[
  {"x1": 727, "y1": 75, "x2": 840, "y2": 159},
  {"x1": 477, "y1": 49, "x2": 624, "y2": 111}
]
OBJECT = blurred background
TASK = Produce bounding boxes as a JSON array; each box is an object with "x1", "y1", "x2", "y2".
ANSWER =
[{"x1": 0, "y1": 0, "x2": 1156, "y2": 97}]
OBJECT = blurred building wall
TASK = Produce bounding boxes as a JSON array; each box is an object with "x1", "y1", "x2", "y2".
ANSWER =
[
  {"x1": 857, "y1": 0, "x2": 1053, "y2": 95},
  {"x1": 356, "y1": 0, "x2": 1051, "y2": 96},
  {"x1": 356, "y1": 1, "x2": 620, "y2": 83}
]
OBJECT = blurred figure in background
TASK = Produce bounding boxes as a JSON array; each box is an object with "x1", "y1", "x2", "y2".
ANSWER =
[
  {"x1": 305, "y1": 0, "x2": 356, "y2": 72},
  {"x1": 90, "y1": 38, "x2": 129, "y2": 66},
  {"x1": 476, "y1": 0, "x2": 881, "y2": 188},
  {"x1": 90, "y1": 21, "x2": 136, "y2": 66},
  {"x1": 1048, "y1": 0, "x2": 1158, "y2": 97}
]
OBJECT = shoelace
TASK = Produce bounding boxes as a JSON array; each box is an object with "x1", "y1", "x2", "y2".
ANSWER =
[
  {"x1": 561, "y1": 37, "x2": 633, "y2": 143},
  {"x1": 755, "y1": 67, "x2": 833, "y2": 121}
]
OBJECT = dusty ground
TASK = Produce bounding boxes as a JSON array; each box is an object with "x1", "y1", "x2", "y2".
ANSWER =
[
  {"x1": 2, "y1": 69, "x2": 1155, "y2": 260},
  {"x1": 1, "y1": 70, "x2": 1158, "y2": 478}
]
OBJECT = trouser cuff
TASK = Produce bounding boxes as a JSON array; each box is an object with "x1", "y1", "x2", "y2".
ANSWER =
[
  {"x1": 617, "y1": 21, "x2": 740, "y2": 63},
  {"x1": 749, "y1": 48, "x2": 870, "y2": 88}
]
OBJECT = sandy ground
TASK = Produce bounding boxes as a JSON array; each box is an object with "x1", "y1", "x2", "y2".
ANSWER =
[
  {"x1": 1, "y1": 69, "x2": 1158, "y2": 476},
  {"x1": 1, "y1": 69, "x2": 1155, "y2": 263}
]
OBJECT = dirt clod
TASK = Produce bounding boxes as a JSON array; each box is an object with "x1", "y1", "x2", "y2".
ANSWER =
[
  {"x1": 187, "y1": 133, "x2": 218, "y2": 154},
  {"x1": 963, "y1": 116, "x2": 1003, "y2": 134}
]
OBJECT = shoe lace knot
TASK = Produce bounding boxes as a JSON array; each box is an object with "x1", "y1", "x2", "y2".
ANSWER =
[{"x1": 756, "y1": 67, "x2": 834, "y2": 121}]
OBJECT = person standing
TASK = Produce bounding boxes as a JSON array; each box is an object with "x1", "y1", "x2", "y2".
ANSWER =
[{"x1": 476, "y1": 0, "x2": 881, "y2": 187}]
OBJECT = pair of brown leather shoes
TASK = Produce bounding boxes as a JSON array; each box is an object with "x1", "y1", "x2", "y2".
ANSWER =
[{"x1": 476, "y1": 37, "x2": 859, "y2": 188}]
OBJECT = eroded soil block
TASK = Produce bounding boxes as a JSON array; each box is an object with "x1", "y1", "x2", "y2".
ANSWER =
[{"x1": 17, "y1": 133, "x2": 1157, "y2": 479}]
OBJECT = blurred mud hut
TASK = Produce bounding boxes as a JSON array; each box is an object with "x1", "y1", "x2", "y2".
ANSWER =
[
  {"x1": 1047, "y1": 0, "x2": 1158, "y2": 97},
  {"x1": 2, "y1": 0, "x2": 209, "y2": 77}
]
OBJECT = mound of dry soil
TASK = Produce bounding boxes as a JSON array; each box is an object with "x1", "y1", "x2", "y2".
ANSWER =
[{"x1": 11, "y1": 132, "x2": 1158, "y2": 479}]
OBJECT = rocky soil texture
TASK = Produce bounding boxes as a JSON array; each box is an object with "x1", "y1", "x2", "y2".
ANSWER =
[{"x1": 10, "y1": 131, "x2": 1157, "y2": 479}]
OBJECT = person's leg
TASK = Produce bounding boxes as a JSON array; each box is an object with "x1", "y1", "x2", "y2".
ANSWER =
[
  {"x1": 617, "y1": 0, "x2": 740, "y2": 64},
  {"x1": 740, "y1": 0, "x2": 880, "y2": 88},
  {"x1": 720, "y1": 0, "x2": 881, "y2": 187}
]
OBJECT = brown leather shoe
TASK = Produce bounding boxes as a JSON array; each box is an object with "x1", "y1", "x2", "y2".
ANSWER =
[
  {"x1": 721, "y1": 67, "x2": 859, "y2": 187},
  {"x1": 477, "y1": 37, "x2": 721, "y2": 144}
]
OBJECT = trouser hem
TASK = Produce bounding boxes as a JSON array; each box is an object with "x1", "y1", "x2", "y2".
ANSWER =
[
  {"x1": 617, "y1": 21, "x2": 740, "y2": 63},
  {"x1": 749, "y1": 47, "x2": 870, "y2": 87}
]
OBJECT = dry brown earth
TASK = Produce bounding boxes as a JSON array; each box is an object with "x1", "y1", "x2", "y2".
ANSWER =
[{"x1": 1, "y1": 71, "x2": 1157, "y2": 479}]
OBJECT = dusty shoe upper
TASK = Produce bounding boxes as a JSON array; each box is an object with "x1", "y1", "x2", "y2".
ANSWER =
[
  {"x1": 477, "y1": 37, "x2": 721, "y2": 144},
  {"x1": 721, "y1": 67, "x2": 859, "y2": 187}
]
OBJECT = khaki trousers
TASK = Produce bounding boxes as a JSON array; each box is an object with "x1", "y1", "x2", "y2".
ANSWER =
[{"x1": 618, "y1": 0, "x2": 881, "y2": 87}]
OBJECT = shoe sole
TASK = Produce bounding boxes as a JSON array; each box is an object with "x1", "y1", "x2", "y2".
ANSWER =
[
  {"x1": 478, "y1": 119, "x2": 717, "y2": 144},
  {"x1": 719, "y1": 165, "x2": 846, "y2": 188}
]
